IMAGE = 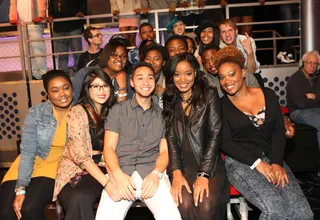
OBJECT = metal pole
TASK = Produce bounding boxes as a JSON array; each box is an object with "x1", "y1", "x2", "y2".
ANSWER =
[
  {"x1": 300, "y1": 0, "x2": 320, "y2": 55},
  {"x1": 22, "y1": 23, "x2": 32, "y2": 80},
  {"x1": 154, "y1": 12, "x2": 160, "y2": 44},
  {"x1": 49, "y1": 22, "x2": 57, "y2": 70},
  {"x1": 19, "y1": 24, "x2": 32, "y2": 108},
  {"x1": 272, "y1": 30, "x2": 277, "y2": 65},
  {"x1": 17, "y1": 25, "x2": 27, "y2": 81},
  {"x1": 226, "y1": 5, "x2": 230, "y2": 19}
]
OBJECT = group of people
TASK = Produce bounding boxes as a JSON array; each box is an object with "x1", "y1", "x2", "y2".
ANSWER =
[
  {"x1": 0, "y1": 10, "x2": 316, "y2": 220},
  {"x1": 8, "y1": 0, "x2": 298, "y2": 81}
]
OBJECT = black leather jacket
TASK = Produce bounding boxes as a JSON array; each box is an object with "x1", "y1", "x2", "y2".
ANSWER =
[{"x1": 165, "y1": 87, "x2": 222, "y2": 177}]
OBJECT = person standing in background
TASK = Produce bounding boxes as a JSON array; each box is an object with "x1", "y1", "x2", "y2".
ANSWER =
[
  {"x1": 141, "y1": 0, "x2": 178, "y2": 43},
  {"x1": 77, "y1": 26, "x2": 103, "y2": 71},
  {"x1": 277, "y1": 0, "x2": 299, "y2": 63},
  {"x1": 111, "y1": 0, "x2": 141, "y2": 47},
  {"x1": 48, "y1": 0, "x2": 87, "y2": 74},
  {"x1": 9, "y1": 0, "x2": 48, "y2": 80},
  {"x1": 220, "y1": 0, "x2": 265, "y2": 36},
  {"x1": 179, "y1": 0, "x2": 206, "y2": 30}
]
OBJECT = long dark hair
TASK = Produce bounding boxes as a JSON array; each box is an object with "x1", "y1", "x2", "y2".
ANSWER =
[
  {"x1": 198, "y1": 27, "x2": 220, "y2": 55},
  {"x1": 163, "y1": 53, "x2": 207, "y2": 127},
  {"x1": 78, "y1": 69, "x2": 116, "y2": 150}
]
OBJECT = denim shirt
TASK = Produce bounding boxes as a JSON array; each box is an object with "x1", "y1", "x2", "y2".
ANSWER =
[{"x1": 16, "y1": 101, "x2": 57, "y2": 188}]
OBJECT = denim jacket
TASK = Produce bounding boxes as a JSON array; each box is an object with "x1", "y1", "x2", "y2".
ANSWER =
[{"x1": 16, "y1": 101, "x2": 57, "y2": 188}]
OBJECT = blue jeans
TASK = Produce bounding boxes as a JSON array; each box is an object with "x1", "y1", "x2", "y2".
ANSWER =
[
  {"x1": 53, "y1": 28, "x2": 83, "y2": 73},
  {"x1": 290, "y1": 108, "x2": 320, "y2": 148},
  {"x1": 225, "y1": 155, "x2": 313, "y2": 220},
  {"x1": 148, "y1": 12, "x2": 173, "y2": 44},
  {"x1": 26, "y1": 24, "x2": 48, "y2": 79}
]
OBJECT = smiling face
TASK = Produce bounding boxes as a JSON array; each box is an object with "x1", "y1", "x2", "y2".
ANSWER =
[
  {"x1": 144, "y1": 49, "x2": 165, "y2": 79},
  {"x1": 218, "y1": 62, "x2": 246, "y2": 95},
  {"x1": 202, "y1": 48, "x2": 218, "y2": 75},
  {"x1": 106, "y1": 46, "x2": 127, "y2": 73},
  {"x1": 186, "y1": 38, "x2": 195, "y2": 54},
  {"x1": 219, "y1": 24, "x2": 237, "y2": 45},
  {"x1": 172, "y1": 21, "x2": 186, "y2": 36},
  {"x1": 166, "y1": 39, "x2": 188, "y2": 58},
  {"x1": 200, "y1": 27, "x2": 214, "y2": 45},
  {"x1": 140, "y1": 25, "x2": 155, "y2": 41},
  {"x1": 47, "y1": 76, "x2": 73, "y2": 111},
  {"x1": 89, "y1": 77, "x2": 111, "y2": 109},
  {"x1": 173, "y1": 60, "x2": 196, "y2": 95},
  {"x1": 130, "y1": 66, "x2": 155, "y2": 99},
  {"x1": 89, "y1": 29, "x2": 103, "y2": 46}
]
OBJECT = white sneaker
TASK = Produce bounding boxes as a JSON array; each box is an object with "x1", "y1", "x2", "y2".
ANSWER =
[
  {"x1": 286, "y1": 53, "x2": 296, "y2": 63},
  {"x1": 277, "y1": 51, "x2": 290, "y2": 63}
]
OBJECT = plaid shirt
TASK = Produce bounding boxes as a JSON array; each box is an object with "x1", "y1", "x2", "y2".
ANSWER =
[{"x1": 180, "y1": 0, "x2": 206, "y2": 16}]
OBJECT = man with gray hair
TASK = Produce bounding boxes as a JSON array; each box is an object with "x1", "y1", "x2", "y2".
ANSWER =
[{"x1": 287, "y1": 50, "x2": 320, "y2": 148}]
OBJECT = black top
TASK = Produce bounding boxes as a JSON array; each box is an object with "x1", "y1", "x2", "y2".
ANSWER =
[
  {"x1": 81, "y1": 105, "x2": 100, "y2": 151},
  {"x1": 286, "y1": 69, "x2": 320, "y2": 113},
  {"x1": 166, "y1": 87, "x2": 222, "y2": 177},
  {"x1": 48, "y1": 0, "x2": 87, "y2": 32},
  {"x1": 77, "y1": 49, "x2": 103, "y2": 71},
  {"x1": 221, "y1": 88, "x2": 286, "y2": 166}
]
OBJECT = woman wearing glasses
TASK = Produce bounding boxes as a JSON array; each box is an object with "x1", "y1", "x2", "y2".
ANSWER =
[
  {"x1": 73, "y1": 41, "x2": 133, "y2": 104},
  {"x1": 53, "y1": 69, "x2": 116, "y2": 220}
]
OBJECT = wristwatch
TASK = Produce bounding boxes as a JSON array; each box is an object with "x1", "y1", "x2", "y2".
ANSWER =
[
  {"x1": 197, "y1": 172, "x2": 210, "y2": 179},
  {"x1": 15, "y1": 186, "x2": 26, "y2": 195},
  {"x1": 152, "y1": 170, "x2": 163, "y2": 179}
]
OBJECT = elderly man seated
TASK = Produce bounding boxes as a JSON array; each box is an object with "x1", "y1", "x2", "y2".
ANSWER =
[{"x1": 287, "y1": 50, "x2": 320, "y2": 149}]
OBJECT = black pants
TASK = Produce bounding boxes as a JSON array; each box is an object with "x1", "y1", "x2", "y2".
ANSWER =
[
  {"x1": 0, "y1": 177, "x2": 55, "y2": 220},
  {"x1": 182, "y1": 13, "x2": 204, "y2": 32},
  {"x1": 58, "y1": 173, "x2": 104, "y2": 220}
]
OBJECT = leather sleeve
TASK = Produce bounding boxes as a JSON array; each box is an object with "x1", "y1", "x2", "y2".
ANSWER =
[
  {"x1": 199, "y1": 88, "x2": 222, "y2": 177},
  {"x1": 165, "y1": 123, "x2": 183, "y2": 173},
  {"x1": 268, "y1": 89, "x2": 286, "y2": 165}
]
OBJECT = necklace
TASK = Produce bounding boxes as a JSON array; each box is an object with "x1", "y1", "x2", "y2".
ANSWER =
[{"x1": 181, "y1": 95, "x2": 192, "y2": 104}]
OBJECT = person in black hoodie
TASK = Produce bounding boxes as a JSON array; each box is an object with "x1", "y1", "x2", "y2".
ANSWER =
[{"x1": 48, "y1": 0, "x2": 87, "y2": 73}]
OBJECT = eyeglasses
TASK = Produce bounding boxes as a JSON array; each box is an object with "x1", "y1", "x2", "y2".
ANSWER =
[
  {"x1": 110, "y1": 53, "x2": 128, "y2": 60},
  {"x1": 304, "y1": 61, "x2": 319, "y2": 67},
  {"x1": 89, "y1": 84, "x2": 110, "y2": 92},
  {"x1": 91, "y1": 33, "x2": 102, "y2": 38}
]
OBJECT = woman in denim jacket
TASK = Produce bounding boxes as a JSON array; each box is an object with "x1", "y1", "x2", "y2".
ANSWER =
[{"x1": 0, "y1": 70, "x2": 73, "y2": 220}]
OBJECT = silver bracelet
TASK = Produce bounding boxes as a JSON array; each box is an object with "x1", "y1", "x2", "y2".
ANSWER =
[
  {"x1": 250, "y1": 158, "x2": 262, "y2": 170},
  {"x1": 16, "y1": 190, "x2": 26, "y2": 195},
  {"x1": 117, "y1": 93, "x2": 128, "y2": 98}
]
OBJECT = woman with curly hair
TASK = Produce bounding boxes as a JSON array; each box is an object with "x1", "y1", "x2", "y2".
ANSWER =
[
  {"x1": 53, "y1": 69, "x2": 116, "y2": 220},
  {"x1": 216, "y1": 46, "x2": 313, "y2": 220},
  {"x1": 163, "y1": 52, "x2": 229, "y2": 220}
]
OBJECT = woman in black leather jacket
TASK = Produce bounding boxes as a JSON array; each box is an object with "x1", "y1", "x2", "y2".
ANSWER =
[{"x1": 162, "y1": 53, "x2": 229, "y2": 220}]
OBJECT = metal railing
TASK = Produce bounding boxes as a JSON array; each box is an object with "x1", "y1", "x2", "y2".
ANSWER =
[{"x1": 0, "y1": 0, "x2": 300, "y2": 79}]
